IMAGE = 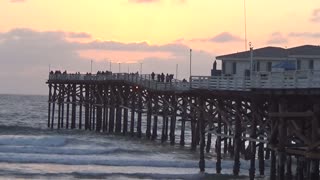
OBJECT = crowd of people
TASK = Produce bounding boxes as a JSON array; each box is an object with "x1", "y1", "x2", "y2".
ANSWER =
[
  {"x1": 50, "y1": 70, "x2": 188, "y2": 83},
  {"x1": 151, "y1": 72, "x2": 174, "y2": 82},
  {"x1": 96, "y1": 71, "x2": 112, "y2": 75}
]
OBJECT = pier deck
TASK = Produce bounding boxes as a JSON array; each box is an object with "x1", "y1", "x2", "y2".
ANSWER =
[{"x1": 47, "y1": 72, "x2": 320, "y2": 180}]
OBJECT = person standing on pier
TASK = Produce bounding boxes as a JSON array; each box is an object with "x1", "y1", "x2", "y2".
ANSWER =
[
  {"x1": 161, "y1": 73, "x2": 165, "y2": 82},
  {"x1": 151, "y1": 72, "x2": 155, "y2": 80}
]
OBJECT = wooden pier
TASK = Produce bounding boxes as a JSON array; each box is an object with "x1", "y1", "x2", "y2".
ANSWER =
[{"x1": 47, "y1": 72, "x2": 320, "y2": 180}]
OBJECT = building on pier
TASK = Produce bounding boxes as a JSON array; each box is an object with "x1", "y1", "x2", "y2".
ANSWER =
[
  {"x1": 203, "y1": 45, "x2": 320, "y2": 90},
  {"x1": 216, "y1": 45, "x2": 320, "y2": 76}
]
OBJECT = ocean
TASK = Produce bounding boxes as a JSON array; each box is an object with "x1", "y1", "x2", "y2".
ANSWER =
[{"x1": 0, "y1": 94, "x2": 263, "y2": 179}]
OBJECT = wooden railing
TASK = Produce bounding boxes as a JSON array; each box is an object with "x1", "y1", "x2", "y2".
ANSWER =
[
  {"x1": 48, "y1": 73, "x2": 190, "y2": 92},
  {"x1": 191, "y1": 75, "x2": 251, "y2": 91},
  {"x1": 49, "y1": 70, "x2": 320, "y2": 92},
  {"x1": 191, "y1": 70, "x2": 320, "y2": 91}
]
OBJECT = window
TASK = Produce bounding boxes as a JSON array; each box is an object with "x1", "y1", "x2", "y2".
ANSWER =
[
  {"x1": 256, "y1": 61, "x2": 260, "y2": 72},
  {"x1": 309, "y1": 59, "x2": 314, "y2": 70},
  {"x1": 232, "y1": 62, "x2": 237, "y2": 74},
  {"x1": 297, "y1": 59, "x2": 301, "y2": 70},
  {"x1": 267, "y1": 62, "x2": 272, "y2": 72},
  {"x1": 222, "y1": 62, "x2": 226, "y2": 74}
]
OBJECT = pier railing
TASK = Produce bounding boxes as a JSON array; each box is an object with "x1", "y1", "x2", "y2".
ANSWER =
[
  {"x1": 49, "y1": 73, "x2": 190, "y2": 92},
  {"x1": 191, "y1": 70, "x2": 320, "y2": 90},
  {"x1": 49, "y1": 70, "x2": 320, "y2": 92}
]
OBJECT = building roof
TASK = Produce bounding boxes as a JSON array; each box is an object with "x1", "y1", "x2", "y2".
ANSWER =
[
  {"x1": 216, "y1": 45, "x2": 320, "y2": 59},
  {"x1": 289, "y1": 45, "x2": 320, "y2": 56}
]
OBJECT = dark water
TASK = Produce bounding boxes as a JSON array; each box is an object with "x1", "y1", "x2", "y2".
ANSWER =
[{"x1": 0, "y1": 94, "x2": 256, "y2": 179}]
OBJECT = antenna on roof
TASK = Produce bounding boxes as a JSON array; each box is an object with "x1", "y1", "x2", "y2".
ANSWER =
[{"x1": 244, "y1": 0, "x2": 248, "y2": 51}]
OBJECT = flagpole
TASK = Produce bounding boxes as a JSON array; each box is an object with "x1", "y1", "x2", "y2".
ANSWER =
[{"x1": 244, "y1": 0, "x2": 248, "y2": 51}]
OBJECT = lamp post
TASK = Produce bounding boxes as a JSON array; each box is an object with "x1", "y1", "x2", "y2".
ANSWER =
[
  {"x1": 176, "y1": 64, "x2": 178, "y2": 80},
  {"x1": 91, "y1": 60, "x2": 93, "y2": 74},
  {"x1": 189, "y1": 49, "x2": 192, "y2": 87},
  {"x1": 140, "y1": 63, "x2": 143, "y2": 74},
  {"x1": 128, "y1": 64, "x2": 130, "y2": 74},
  {"x1": 119, "y1": 63, "x2": 121, "y2": 73},
  {"x1": 109, "y1": 61, "x2": 112, "y2": 72},
  {"x1": 249, "y1": 42, "x2": 253, "y2": 80},
  {"x1": 244, "y1": 0, "x2": 247, "y2": 51}
]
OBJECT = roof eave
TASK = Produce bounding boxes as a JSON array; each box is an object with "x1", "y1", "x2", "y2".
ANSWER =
[{"x1": 217, "y1": 57, "x2": 289, "y2": 61}]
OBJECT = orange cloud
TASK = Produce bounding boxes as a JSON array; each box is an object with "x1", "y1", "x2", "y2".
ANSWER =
[{"x1": 78, "y1": 50, "x2": 174, "y2": 63}]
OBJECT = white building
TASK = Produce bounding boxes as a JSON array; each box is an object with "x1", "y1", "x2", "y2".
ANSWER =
[
  {"x1": 215, "y1": 45, "x2": 320, "y2": 77},
  {"x1": 192, "y1": 45, "x2": 320, "y2": 90}
]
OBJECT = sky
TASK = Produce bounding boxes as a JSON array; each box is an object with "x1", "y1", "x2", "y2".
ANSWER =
[{"x1": 1, "y1": 0, "x2": 320, "y2": 94}]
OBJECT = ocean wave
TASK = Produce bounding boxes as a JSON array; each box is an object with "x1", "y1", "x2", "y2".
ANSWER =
[
  {"x1": 0, "y1": 171, "x2": 206, "y2": 180},
  {"x1": 0, "y1": 146, "x2": 150, "y2": 156},
  {"x1": 0, "y1": 152, "x2": 203, "y2": 168},
  {"x1": 0, "y1": 135, "x2": 66, "y2": 147}
]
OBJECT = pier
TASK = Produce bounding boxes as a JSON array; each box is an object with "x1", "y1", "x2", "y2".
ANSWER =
[{"x1": 47, "y1": 71, "x2": 320, "y2": 180}]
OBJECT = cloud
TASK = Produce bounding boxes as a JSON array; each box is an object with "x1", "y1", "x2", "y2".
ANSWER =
[
  {"x1": 129, "y1": 0, "x2": 159, "y2": 3},
  {"x1": 129, "y1": 0, "x2": 186, "y2": 4},
  {"x1": 289, "y1": 32, "x2": 320, "y2": 38},
  {"x1": 10, "y1": 0, "x2": 26, "y2": 2},
  {"x1": 311, "y1": 8, "x2": 320, "y2": 22},
  {"x1": 67, "y1": 32, "x2": 91, "y2": 39},
  {"x1": 266, "y1": 32, "x2": 288, "y2": 44},
  {"x1": 0, "y1": 28, "x2": 214, "y2": 95},
  {"x1": 191, "y1": 32, "x2": 242, "y2": 43}
]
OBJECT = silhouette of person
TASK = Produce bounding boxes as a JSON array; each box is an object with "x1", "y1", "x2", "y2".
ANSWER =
[
  {"x1": 213, "y1": 60, "x2": 217, "y2": 70},
  {"x1": 161, "y1": 73, "x2": 165, "y2": 82},
  {"x1": 151, "y1": 72, "x2": 155, "y2": 80}
]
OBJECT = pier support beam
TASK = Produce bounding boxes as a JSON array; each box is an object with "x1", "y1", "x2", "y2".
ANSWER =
[
  {"x1": 199, "y1": 97, "x2": 206, "y2": 172},
  {"x1": 84, "y1": 84, "x2": 90, "y2": 130},
  {"x1": 285, "y1": 155, "x2": 292, "y2": 180},
  {"x1": 170, "y1": 96, "x2": 177, "y2": 145},
  {"x1": 109, "y1": 86, "x2": 115, "y2": 133},
  {"x1": 51, "y1": 83, "x2": 57, "y2": 129},
  {"x1": 270, "y1": 150, "x2": 277, "y2": 180},
  {"x1": 233, "y1": 100, "x2": 242, "y2": 176},
  {"x1": 61, "y1": 85, "x2": 65, "y2": 128},
  {"x1": 258, "y1": 138, "x2": 265, "y2": 176},
  {"x1": 161, "y1": 96, "x2": 168, "y2": 143},
  {"x1": 130, "y1": 92, "x2": 136, "y2": 136},
  {"x1": 310, "y1": 103, "x2": 320, "y2": 180},
  {"x1": 249, "y1": 99, "x2": 258, "y2": 180},
  {"x1": 191, "y1": 98, "x2": 197, "y2": 150},
  {"x1": 216, "y1": 99, "x2": 222, "y2": 174},
  {"x1": 115, "y1": 86, "x2": 122, "y2": 133},
  {"x1": 151, "y1": 95, "x2": 158, "y2": 140},
  {"x1": 48, "y1": 83, "x2": 52, "y2": 128},
  {"x1": 71, "y1": 84, "x2": 76, "y2": 129},
  {"x1": 180, "y1": 97, "x2": 187, "y2": 146},
  {"x1": 277, "y1": 99, "x2": 287, "y2": 180},
  {"x1": 122, "y1": 88, "x2": 129, "y2": 135},
  {"x1": 146, "y1": 95, "x2": 152, "y2": 139},
  {"x1": 78, "y1": 84, "x2": 83, "y2": 129},
  {"x1": 269, "y1": 99, "x2": 278, "y2": 180},
  {"x1": 137, "y1": 91, "x2": 142, "y2": 138},
  {"x1": 96, "y1": 85, "x2": 103, "y2": 132},
  {"x1": 57, "y1": 84, "x2": 62, "y2": 129},
  {"x1": 103, "y1": 84, "x2": 109, "y2": 132}
]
